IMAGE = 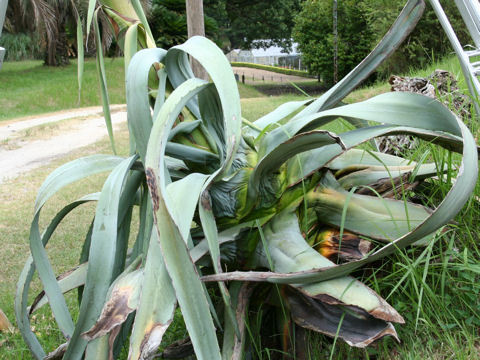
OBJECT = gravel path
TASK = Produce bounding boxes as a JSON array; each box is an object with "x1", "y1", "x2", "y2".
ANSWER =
[{"x1": 0, "y1": 106, "x2": 127, "y2": 184}]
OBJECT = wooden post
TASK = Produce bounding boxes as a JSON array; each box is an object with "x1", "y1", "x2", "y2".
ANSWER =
[{"x1": 186, "y1": 0, "x2": 208, "y2": 80}]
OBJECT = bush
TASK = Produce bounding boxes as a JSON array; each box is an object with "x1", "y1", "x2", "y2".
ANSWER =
[
  {"x1": 0, "y1": 32, "x2": 43, "y2": 61},
  {"x1": 231, "y1": 62, "x2": 313, "y2": 78}
]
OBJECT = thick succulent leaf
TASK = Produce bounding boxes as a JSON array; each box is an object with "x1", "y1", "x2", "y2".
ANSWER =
[
  {"x1": 85, "y1": 0, "x2": 96, "y2": 41},
  {"x1": 126, "y1": 48, "x2": 167, "y2": 161},
  {"x1": 335, "y1": 163, "x2": 438, "y2": 189},
  {"x1": 77, "y1": 16, "x2": 84, "y2": 104},
  {"x1": 99, "y1": 0, "x2": 139, "y2": 21},
  {"x1": 261, "y1": 93, "x2": 462, "y2": 158},
  {"x1": 247, "y1": 130, "x2": 345, "y2": 209},
  {"x1": 243, "y1": 99, "x2": 312, "y2": 138},
  {"x1": 64, "y1": 156, "x2": 138, "y2": 359},
  {"x1": 152, "y1": 67, "x2": 168, "y2": 120},
  {"x1": 286, "y1": 124, "x2": 464, "y2": 188},
  {"x1": 128, "y1": 228, "x2": 176, "y2": 360},
  {"x1": 82, "y1": 258, "x2": 143, "y2": 342},
  {"x1": 165, "y1": 142, "x2": 219, "y2": 163},
  {"x1": 16, "y1": 194, "x2": 99, "y2": 359},
  {"x1": 321, "y1": 148, "x2": 439, "y2": 189},
  {"x1": 294, "y1": 0, "x2": 425, "y2": 116},
  {"x1": 285, "y1": 287, "x2": 399, "y2": 348},
  {"x1": 306, "y1": 171, "x2": 434, "y2": 242},
  {"x1": 167, "y1": 173, "x2": 209, "y2": 240},
  {"x1": 34, "y1": 154, "x2": 123, "y2": 212},
  {"x1": 129, "y1": 0, "x2": 155, "y2": 47},
  {"x1": 166, "y1": 36, "x2": 242, "y2": 176},
  {"x1": 16, "y1": 258, "x2": 45, "y2": 360},
  {"x1": 257, "y1": 209, "x2": 403, "y2": 323},
  {"x1": 189, "y1": 220, "x2": 260, "y2": 263},
  {"x1": 94, "y1": 9, "x2": 116, "y2": 154},
  {"x1": 221, "y1": 282, "x2": 254, "y2": 360},
  {"x1": 203, "y1": 114, "x2": 477, "y2": 286},
  {"x1": 145, "y1": 78, "x2": 221, "y2": 360},
  {"x1": 30, "y1": 263, "x2": 88, "y2": 314},
  {"x1": 124, "y1": 23, "x2": 139, "y2": 74},
  {"x1": 199, "y1": 191, "x2": 239, "y2": 337}
]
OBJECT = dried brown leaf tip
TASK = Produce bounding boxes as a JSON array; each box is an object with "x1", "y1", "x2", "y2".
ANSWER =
[{"x1": 311, "y1": 228, "x2": 371, "y2": 263}]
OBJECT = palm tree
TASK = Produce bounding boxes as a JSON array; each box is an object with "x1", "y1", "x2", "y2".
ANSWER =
[{"x1": 4, "y1": 0, "x2": 82, "y2": 66}]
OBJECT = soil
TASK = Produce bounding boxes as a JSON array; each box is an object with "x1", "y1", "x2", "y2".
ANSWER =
[{"x1": 0, "y1": 105, "x2": 127, "y2": 184}]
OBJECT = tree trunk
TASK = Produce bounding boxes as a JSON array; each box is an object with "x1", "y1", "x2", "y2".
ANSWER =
[
  {"x1": 186, "y1": 0, "x2": 207, "y2": 80},
  {"x1": 44, "y1": 3, "x2": 70, "y2": 66}
]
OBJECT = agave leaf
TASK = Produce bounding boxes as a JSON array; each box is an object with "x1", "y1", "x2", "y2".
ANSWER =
[
  {"x1": 128, "y1": 227, "x2": 176, "y2": 360},
  {"x1": 99, "y1": 0, "x2": 139, "y2": 20},
  {"x1": 93, "y1": 9, "x2": 116, "y2": 154},
  {"x1": 85, "y1": 0, "x2": 96, "y2": 41},
  {"x1": 258, "y1": 209, "x2": 403, "y2": 323},
  {"x1": 63, "y1": 156, "x2": 138, "y2": 359},
  {"x1": 204, "y1": 117, "x2": 477, "y2": 285},
  {"x1": 286, "y1": 123, "x2": 465, "y2": 189},
  {"x1": 260, "y1": 93, "x2": 462, "y2": 159},
  {"x1": 325, "y1": 149, "x2": 439, "y2": 189},
  {"x1": 76, "y1": 16, "x2": 84, "y2": 104},
  {"x1": 306, "y1": 171, "x2": 434, "y2": 242},
  {"x1": 165, "y1": 142, "x2": 219, "y2": 163},
  {"x1": 126, "y1": 48, "x2": 167, "y2": 161},
  {"x1": 145, "y1": 77, "x2": 221, "y2": 359},
  {"x1": 295, "y1": 0, "x2": 425, "y2": 116},
  {"x1": 335, "y1": 163, "x2": 437, "y2": 189},
  {"x1": 166, "y1": 36, "x2": 242, "y2": 176},
  {"x1": 129, "y1": 0, "x2": 155, "y2": 47},
  {"x1": 30, "y1": 263, "x2": 88, "y2": 315},
  {"x1": 82, "y1": 257, "x2": 143, "y2": 343},
  {"x1": 15, "y1": 195, "x2": 98, "y2": 359},
  {"x1": 199, "y1": 191, "x2": 240, "y2": 338},
  {"x1": 34, "y1": 154, "x2": 123, "y2": 212},
  {"x1": 221, "y1": 282, "x2": 255, "y2": 360},
  {"x1": 244, "y1": 99, "x2": 312, "y2": 138},
  {"x1": 130, "y1": 185, "x2": 153, "y2": 260},
  {"x1": 285, "y1": 287, "x2": 399, "y2": 348},
  {"x1": 152, "y1": 67, "x2": 168, "y2": 120},
  {"x1": 124, "y1": 23, "x2": 138, "y2": 74},
  {"x1": 247, "y1": 130, "x2": 345, "y2": 212}
]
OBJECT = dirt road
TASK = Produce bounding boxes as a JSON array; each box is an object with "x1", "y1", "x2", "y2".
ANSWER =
[{"x1": 0, "y1": 105, "x2": 127, "y2": 183}]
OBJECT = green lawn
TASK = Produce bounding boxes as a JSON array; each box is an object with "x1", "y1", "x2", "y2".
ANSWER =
[
  {"x1": 0, "y1": 59, "x2": 126, "y2": 121},
  {"x1": 1, "y1": 56, "x2": 479, "y2": 359}
]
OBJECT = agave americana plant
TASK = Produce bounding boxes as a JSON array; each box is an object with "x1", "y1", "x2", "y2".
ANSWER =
[{"x1": 15, "y1": 0, "x2": 478, "y2": 359}]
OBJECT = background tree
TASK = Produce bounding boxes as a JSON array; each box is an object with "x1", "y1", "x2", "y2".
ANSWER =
[
  {"x1": 150, "y1": 0, "x2": 220, "y2": 49},
  {"x1": 361, "y1": 0, "x2": 470, "y2": 78},
  {"x1": 221, "y1": 0, "x2": 301, "y2": 51},
  {"x1": 293, "y1": 0, "x2": 374, "y2": 86},
  {"x1": 2, "y1": 0, "x2": 78, "y2": 65}
]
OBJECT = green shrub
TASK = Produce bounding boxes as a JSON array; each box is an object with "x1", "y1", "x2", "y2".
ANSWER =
[{"x1": 0, "y1": 33, "x2": 43, "y2": 61}]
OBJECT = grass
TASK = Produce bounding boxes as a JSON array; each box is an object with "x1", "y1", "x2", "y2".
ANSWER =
[
  {"x1": 0, "y1": 59, "x2": 269, "y2": 122},
  {"x1": 1, "y1": 55, "x2": 479, "y2": 359},
  {"x1": 0, "y1": 59, "x2": 126, "y2": 122}
]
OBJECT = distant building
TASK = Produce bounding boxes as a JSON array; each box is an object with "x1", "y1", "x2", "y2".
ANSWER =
[
  {"x1": 226, "y1": 41, "x2": 303, "y2": 70},
  {"x1": 0, "y1": 0, "x2": 7, "y2": 70}
]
